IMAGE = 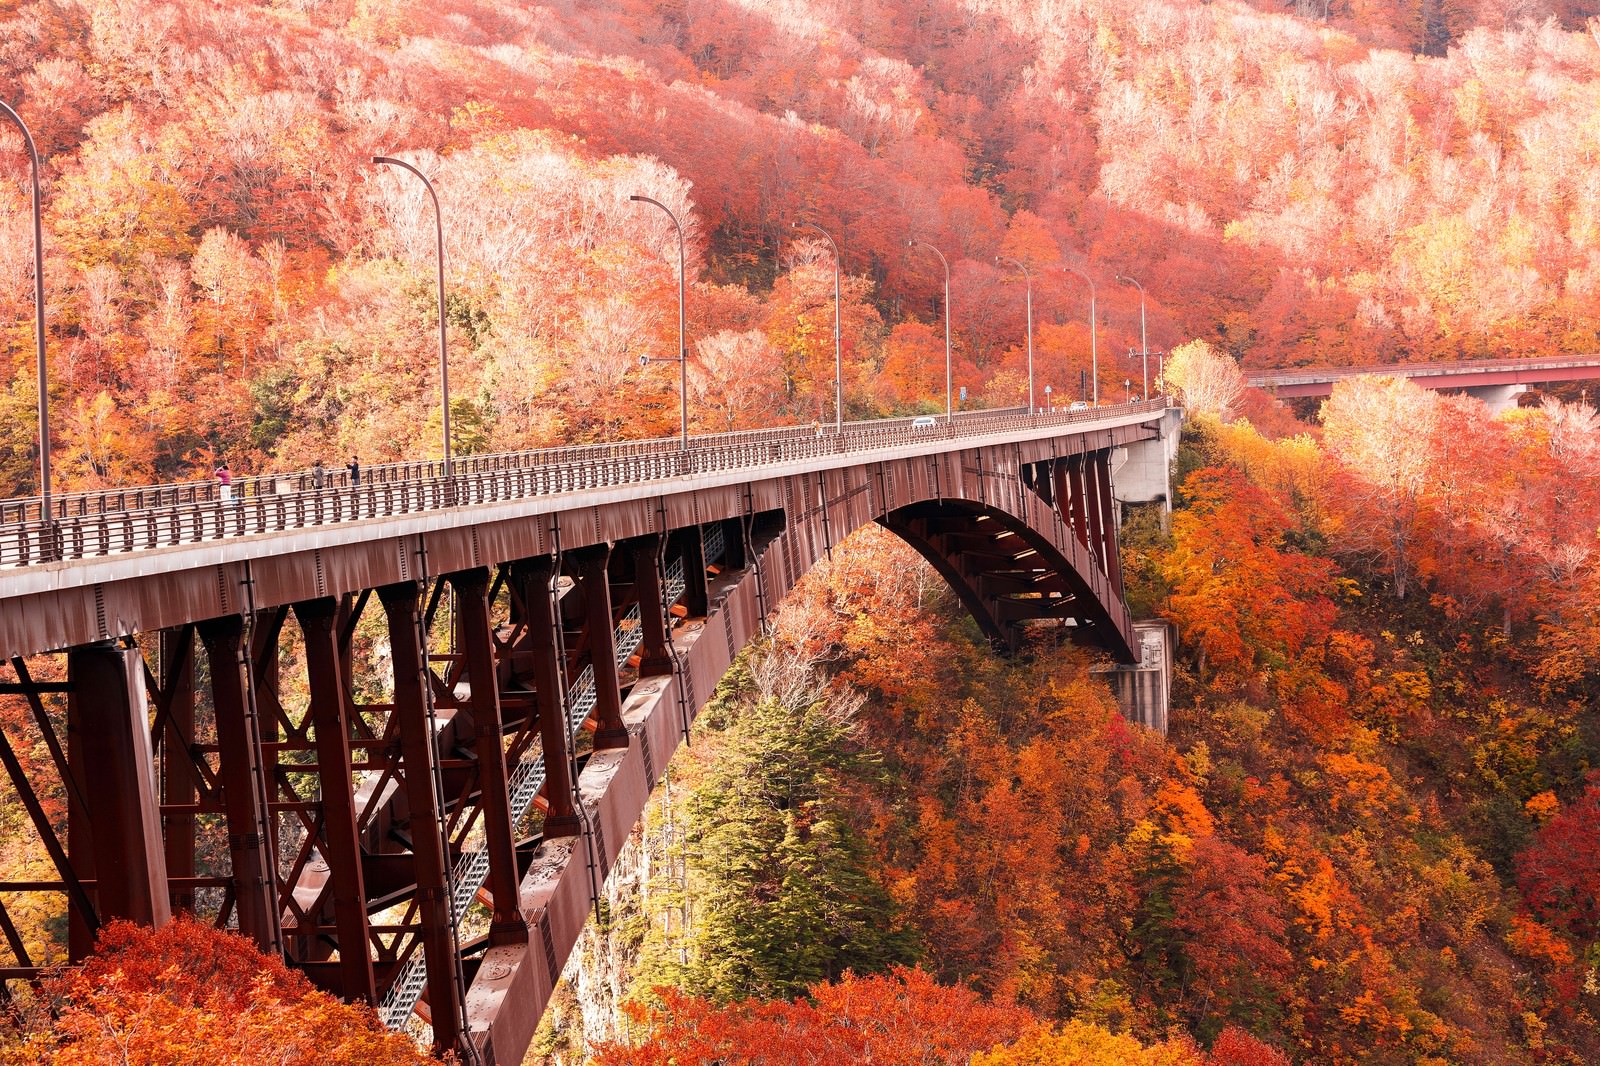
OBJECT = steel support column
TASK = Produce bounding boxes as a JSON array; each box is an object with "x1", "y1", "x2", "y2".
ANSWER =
[
  {"x1": 158, "y1": 627, "x2": 196, "y2": 914},
  {"x1": 631, "y1": 535, "x2": 673, "y2": 677},
  {"x1": 1062, "y1": 456, "x2": 1092, "y2": 557},
  {"x1": 1090, "y1": 451, "x2": 1124, "y2": 596},
  {"x1": 67, "y1": 670, "x2": 91, "y2": 961},
  {"x1": 1084, "y1": 454, "x2": 1109, "y2": 575},
  {"x1": 575, "y1": 546, "x2": 628, "y2": 750},
  {"x1": 720, "y1": 517, "x2": 747, "y2": 571},
  {"x1": 294, "y1": 598, "x2": 377, "y2": 1004},
  {"x1": 67, "y1": 642, "x2": 171, "y2": 933},
  {"x1": 518, "y1": 558, "x2": 580, "y2": 838},
  {"x1": 1076, "y1": 453, "x2": 1100, "y2": 564},
  {"x1": 378, "y1": 581, "x2": 462, "y2": 1054},
  {"x1": 449, "y1": 568, "x2": 527, "y2": 946},
  {"x1": 197, "y1": 615, "x2": 281, "y2": 954},
  {"x1": 1049, "y1": 459, "x2": 1068, "y2": 532},
  {"x1": 673, "y1": 527, "x2": 709, "y2": 618}
]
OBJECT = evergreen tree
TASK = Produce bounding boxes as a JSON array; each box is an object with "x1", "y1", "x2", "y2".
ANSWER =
[{"x1": 679, "y1": 670, "x2": 914, "y2": 1002}]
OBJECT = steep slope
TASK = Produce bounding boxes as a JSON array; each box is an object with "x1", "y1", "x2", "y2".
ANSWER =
[{"x1": 5, "y1": 0, "x2": 1600, "y2": 494}]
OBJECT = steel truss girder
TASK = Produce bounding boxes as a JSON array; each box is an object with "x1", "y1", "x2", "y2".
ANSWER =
[
  {"x1": 196, "y1": 615, "x2": 281, "y2": 954},
  {"x1": 0, "y1": 417, "x2": 1160, "y2": 1062},
  {"x1": 293, "y1": 597, "x2": 377, "y2": 1003},
  {"x1": 378, "y1": 580, "x2": 466, "y2": 1054}
]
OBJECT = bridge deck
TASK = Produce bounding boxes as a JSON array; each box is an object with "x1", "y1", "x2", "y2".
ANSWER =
[
  {"x1": 0, "y1": 401, "x2": 1166, "y2": 590},
  {"x1": 0, "y1": 408, "x2": 1063, "y2": 525}
]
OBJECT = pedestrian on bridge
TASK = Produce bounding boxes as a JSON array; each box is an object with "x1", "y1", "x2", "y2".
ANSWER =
[
  {"x1": 312, "y1": 459, "x2": 326, "y2": 490},
  {"x1": 348, "y1": 455, "x2": 361, "y2": 486},
  {"x1": 214, "y1": 461, "x2": 233, "y2": 504}
]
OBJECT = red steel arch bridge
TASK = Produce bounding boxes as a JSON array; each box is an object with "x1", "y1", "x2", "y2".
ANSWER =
[{"x1": 0, "y1": 400, "x2": 1175, "y2": 1062}]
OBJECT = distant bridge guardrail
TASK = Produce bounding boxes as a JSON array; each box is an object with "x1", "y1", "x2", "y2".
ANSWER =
[{"x1": 1245, "y1": 353, "x2": 1600, "y2": 394}]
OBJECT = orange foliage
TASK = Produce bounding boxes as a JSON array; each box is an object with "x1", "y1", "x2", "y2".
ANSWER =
[
  {"x1": 2, "y1": 917, "x2": 432, "y2": 1065},
  {"x1": 594, "y1": 967, "x2": 1035, "y2": 1066},
  {"x1": 1163, "y1": 466, "x2": 1336, "y2": 691}
]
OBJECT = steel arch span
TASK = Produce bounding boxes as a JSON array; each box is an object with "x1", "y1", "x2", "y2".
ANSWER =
[{"x1": 0, "y1": 403, "x2": 1166, "y2": 1062}]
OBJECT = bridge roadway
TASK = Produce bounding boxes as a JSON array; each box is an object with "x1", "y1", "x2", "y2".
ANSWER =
[
  {"x1": 0, "y1": 400, "x2": 1169, "y2": 1063},
  {"x1": 1244, "y1": 353, "x2": 1600, "y2": 398},
  {"x1": 0, "y1": 408, "x2": 1047, "y2": 526}
]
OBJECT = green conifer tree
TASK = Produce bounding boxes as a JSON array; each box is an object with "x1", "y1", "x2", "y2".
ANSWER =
[{"x1": 678, "y1": 677, "x2": 915, "y2": 1002}]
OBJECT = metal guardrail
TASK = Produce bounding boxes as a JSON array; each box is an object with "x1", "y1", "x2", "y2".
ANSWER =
[
  {"x1": 0, "y1": 400, "x2": 1169, "y2": 570},
  {"x1": 0, "y1": 407, "x2": 1033, "y2": 525}
]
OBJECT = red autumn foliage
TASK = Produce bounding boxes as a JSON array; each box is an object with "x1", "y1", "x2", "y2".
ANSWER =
[
  {"x1": 593, "y1": 966, "x2": 1036, "y2": 1065},
  {"x1": 1516, "y1": 775, "x2": 1600, "y2": 942}
]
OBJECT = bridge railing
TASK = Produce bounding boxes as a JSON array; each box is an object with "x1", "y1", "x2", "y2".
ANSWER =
[
  {"x1": 0, "y1": 399, "x2": 1169, "y2": 570},
  {"x1": 0, "y1": 406, "x2": 1045, "y2": 525}
]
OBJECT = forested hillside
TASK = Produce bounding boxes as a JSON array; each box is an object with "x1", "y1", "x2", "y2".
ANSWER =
[
  {"x1": 541, "y1": 371, "x2": 1600, "y2": 1064},
  {"x1": 5, "y1": 0, "x2": 1600, "y2": 1063},
  {"x1": 6, "y1": 0, "x2": 1600, "y2": 491}
]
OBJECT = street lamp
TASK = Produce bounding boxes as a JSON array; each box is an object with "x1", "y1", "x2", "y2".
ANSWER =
[
  {"x1": 906, "y1": 238, "x2": 952, "y2": 420},
  {"x1": 373, "y1": 156, "x2": 452, "y2": 476},
  {"x1": 1116, "y1": 273, "x2": 1148, "y2": 400},
  {"x1": 994, "y1": 256, "x2": 1034, "y2": 413},
  {"x1": 632, "y1": 195, "x2": 690, "y2": 450},
  {"x1": 1, "y1": 100, "x2": 51, "y2": 543},
  {"x1": 1063, "y1": 265, "x2": 1098, "y2": 406},
  {"x1": 792, "y1": 220, "x2": 844, "y2": 432}
]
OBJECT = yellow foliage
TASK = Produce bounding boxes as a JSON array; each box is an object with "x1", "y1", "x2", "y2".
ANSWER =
[
  {"x1": 973, "y1": 1020, "x2": 1204, "y2": 1066},
  {"x1": 1212, "y1": 419, "x2": 1332, "y2": 534},
  {"x1": 1133, "y1": 779, "x2": 1215, "y2": 861},
  {"x1": 1285, "y1": 855, "x2": 1340, "y2": 940},
  {"x1": 1163, "y1": 339, "x2": 1245, "y2": 420},
  {"x1": 49, "y1": 106, "x2": 195, "y2": 274}
]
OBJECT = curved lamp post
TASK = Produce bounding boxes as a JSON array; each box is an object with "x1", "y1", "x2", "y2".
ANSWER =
[
  {"x1": 906, "y1": 238, "x2": 952, "y2": 419},
  {"x1": 2, "y1": 100, "x2": 51, "y2": 541},
  {"x1": 792, "y1": 220, "x2": 844, "y2": 432},
  {"x1": 373, "y1": 156, "x2": 452, "y2": 475},
  {"x1": 994, "y1": 256, "x2": 1034, "y2": 413},
  {"x1": 631, "y1": 195, "x2": 690, "y2": 451},
  {"x1": 1116, "y1": 273, "x2": 1148, "y2": 401},
  {"x1": 1063, "y1": 265, "x2": 1098, "y2": 407}
]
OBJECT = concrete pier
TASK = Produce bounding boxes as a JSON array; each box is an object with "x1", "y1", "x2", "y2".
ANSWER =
[
  {"x1": 1093, "y1": 619, "x2": 1173, "y2": 734},
  {"x1": 1111, "y1": 406, "x2": 1184, "y2": 520}
]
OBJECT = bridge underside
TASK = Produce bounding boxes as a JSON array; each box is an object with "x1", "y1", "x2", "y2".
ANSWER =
[{"x1": 0, "y1": 425, "x2": 1152, "y2": 1063}]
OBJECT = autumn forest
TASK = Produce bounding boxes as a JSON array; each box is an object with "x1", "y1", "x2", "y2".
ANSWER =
[{"x1": 3, "y1": 0, "x2": 1600, "y2": 1061}]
